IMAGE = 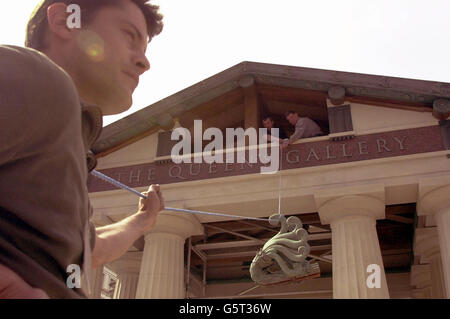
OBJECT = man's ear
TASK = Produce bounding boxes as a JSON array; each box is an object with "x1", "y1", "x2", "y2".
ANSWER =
[{"x1": 47, "y1": 3, "x2": 74, "y2": 42}]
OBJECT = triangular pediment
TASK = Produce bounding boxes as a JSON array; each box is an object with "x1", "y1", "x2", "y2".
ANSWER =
[{"x1": 93, "y1": 61, "x2": 448, "y2": 156}]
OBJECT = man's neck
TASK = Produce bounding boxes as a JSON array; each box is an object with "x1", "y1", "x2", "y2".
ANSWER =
[
  {"x1": 42, "y1": 47, "x2": 96, "y2": 107},
  {"x1": 42, "y1": 47, "x2": 71, "y2": 76}
]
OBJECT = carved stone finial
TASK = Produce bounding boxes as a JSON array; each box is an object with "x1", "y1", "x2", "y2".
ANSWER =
[
  {"x1": 238, "y1": 75, "x2": 255, "y2": 88},
  {"x1": 156, "y1": 113, "x2": 173, "y2": 128},
  {"x1": 172, "y1": 118, "x2": 181, "y2": 129},
  {"x1": 433, "y1": 99, "x2": 450, "y2": 120},
  {"x1": 328, "y1": 86, "x2": 346, "y2": 105}
]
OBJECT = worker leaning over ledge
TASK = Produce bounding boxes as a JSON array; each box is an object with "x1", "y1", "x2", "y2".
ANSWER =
[
  {"x1": 0, "y1": 0, "x2": 165, "y2": 299},
  {"x1": 280, "y1": 110, "x2": 323, "y2": 150}
]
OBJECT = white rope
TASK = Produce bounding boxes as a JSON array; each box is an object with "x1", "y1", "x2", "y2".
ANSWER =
[
  {"x1": 278, "y1": 148, "x2": 283, "y2": 216},
  {"x1": 91, "y1": 170, "x2": 269, "y2": 222}
]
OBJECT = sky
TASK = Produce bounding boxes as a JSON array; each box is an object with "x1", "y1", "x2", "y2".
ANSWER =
[{"x1": 1, "y1": 0, "x2": 449, "y2": 126}]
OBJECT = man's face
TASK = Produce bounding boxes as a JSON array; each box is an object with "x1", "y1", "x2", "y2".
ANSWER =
[
  {"x1": 262, "y1": 118, "x2": 274, "y2": 129},
  {"x1": 286, "y1": 113, "x2": 298, "y2": 125},
  {"x1": 69, "y1": 0, "x2": 150, "y2": 115}
]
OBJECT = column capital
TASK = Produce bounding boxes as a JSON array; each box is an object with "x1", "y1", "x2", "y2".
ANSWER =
[
  {"x1": 417, "y1": 177, "x2": 450, "y2": 217},
  {"x1": 314, "y1": 184, "x2": 385, "y2": 225},
  {"x1": 414, "y1": 227, "x2": 441, "y2": 262},
  {"x1": 107, "y1": 252, "x2": 142, "y2": 275},
  {"x1": 146, "y1": 209, "x2": 204, "y2": 240}
]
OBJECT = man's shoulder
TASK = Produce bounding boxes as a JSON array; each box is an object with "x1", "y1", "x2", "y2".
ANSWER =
[
  {"x1": 0, "y1": 45, "x2": 79, "y2": 112},
  {"x1": 0, "y1": 45, "x2": 74, "y2": 88},
  {"x1": 1, "y1": 45, "x2": 63, "y2": 63},
  {"x1": 0, "y1": 45, "x2": 82, "y2": 142},
  {"x1": 296, "y1": 117, "x2": 307, "y2": 126},
  {"x1": 1, "y1": 45, "x2": 55, "y2": 68},
  {"x1": 298, "y1": 117, "x2": 314, "y2": 125}
]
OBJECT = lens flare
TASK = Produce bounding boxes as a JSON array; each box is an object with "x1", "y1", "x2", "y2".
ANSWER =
[
  {"x1": 87, "y1": 43, "x2": 103, "y2": 60},
  {"x1": 77, "y1": 30, "x2": 105, "y2": 62}
]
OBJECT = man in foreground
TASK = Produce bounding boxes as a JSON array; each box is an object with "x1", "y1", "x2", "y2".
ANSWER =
[{"x1": 0, "y1": 0, "x2": 164, "y2": 298}]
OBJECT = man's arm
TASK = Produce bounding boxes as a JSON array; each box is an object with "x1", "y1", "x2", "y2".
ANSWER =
[
  {"x1": 288, "y1": 120, "x2": 305, "y2": 145},
  {"x1": 0, "y1": 46, "x2": 81, "y2": 166},
  {"x1": 91, "y1": 185, "x2": 164, "y2": 268},
  {"x1": 279, "y1": 122, "x2": 305, "y2": 150}
]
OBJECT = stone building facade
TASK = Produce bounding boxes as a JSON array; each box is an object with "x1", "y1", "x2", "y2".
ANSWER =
[{"x1": 87, "y1": 62, "x2": 450, "y2": 299}]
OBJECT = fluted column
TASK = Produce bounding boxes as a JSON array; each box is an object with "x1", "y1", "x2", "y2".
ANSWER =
[
  {"x1": 410, "y1": 264, "x2": 432, "y2": 298},
  {"x1": 108, "y1": 252, "x2": 142, "y2": 299},
  {"x1": 315, "y1": 185, "x2": 389, "y2": 298},
  {"x1": 417, "y1": 179, "x2": 450, "y2": 298},
  {"x1": 88, "y1": 266, "x2": 104, "y2": 299},
  {"x1": 414, "y1": 227, "x2": 446, "y2": 298},
  {"x1": 135, "y1": 210, "x2": 203, "y2": 299}
]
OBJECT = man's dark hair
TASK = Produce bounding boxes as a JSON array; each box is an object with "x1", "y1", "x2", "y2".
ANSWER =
[
  {"x1": 262, "y1": 115, "x2": 273, "y2": 122},
  {"x1": 284, "y1": 110, "x2": 297, "y2": 117},
  {"x1": 26, "y1": 0, "x2": 164, "y2": 51}
]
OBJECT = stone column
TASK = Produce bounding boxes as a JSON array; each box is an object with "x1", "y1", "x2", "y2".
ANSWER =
[
  {"x1": 315, "y1": 185, "x2": 389, "y2": 298},
  {"x1": 108, "y1": 252, "x2": 142, "y2": 299},
  {"x1": 102, "y1": 267, "x2": 118, "y2": 299},
  {"x1": 410, "y1": 264, "x2": 432, "y2": 298},
  {"x1": 88, "y1": 266, "x2": 104, "y2": 299},
  {"x1": 417, "y1": 179, "x2": 450, "y2": 298},
  {"x1": 135, "y1": 210, "x2": 203, "y2": 299},
  {"x1": 414, "y1": 227, "x2": 446, "y2": 298}
]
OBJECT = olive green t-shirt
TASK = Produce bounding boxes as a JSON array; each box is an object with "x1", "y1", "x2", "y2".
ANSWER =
[{"x1": 0, "y1": 45, "x2": 102, "y2": 298}]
